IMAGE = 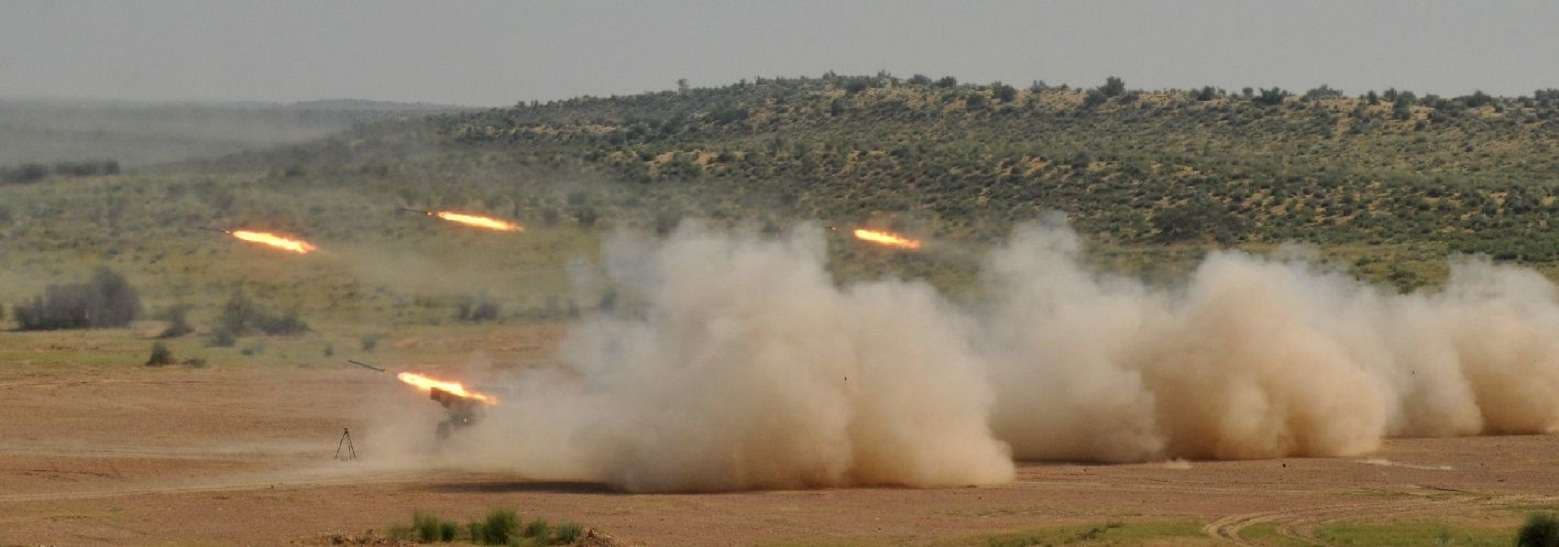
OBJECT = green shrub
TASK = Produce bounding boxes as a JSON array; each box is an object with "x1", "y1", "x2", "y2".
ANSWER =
[
  {"x1": 414, "y1": 511, "x2": 442, "y2": 542},
  {"x1": 387, "y1": 525, "x2": 415, "y2": 542},
  {"x1": 522, "y1": 518, "x2": 549, "y2": 539},
  {"x1": 360, "y1": 334, "x2": 382, "y2": 352},
  {"x1": 992, "y1": 82, "x2": 1017, "y2": 103},
  {"x1": 1099, "y1": 76, "x2": 1126, "y2": 97},
  {"x1": 1082, "y1": 90, "x2": 1107, "y2": 109},
  {"x1": 1518, "y1": 512, "x2": 1559, "y2": 547},
  {"x1": 157, "y1": 305, "x2": 192, "y2": 338},
  {"x1": 146, "y1": 342, "x2": 175, "y2": 367},
  {"x1": 1256, "y1": 87, "x2": 1289, "y2": 106},
  {"x1": 554, "y1": 522, "x2": 583, "y2": 544},
  {"x1": 477, "y1": 509, "x2": 519, "y2": 545},
  {"x1": 207, "y1": 327, "x2": 237, "y2": 347},
  {"x1": 14, "y1": 266, "x2": 142, "y2": 330},
  {"x1": 239, "y1": 341, "x2": 265, "y2": 356},
  {"x1": 456, "y1": 293, "x2": 502, "y2": 322},
  {"x1": 217, "y1": 291, "x2": 308, "y2": 336}
]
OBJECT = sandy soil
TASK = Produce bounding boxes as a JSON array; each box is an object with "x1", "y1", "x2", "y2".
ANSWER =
[{"x1": 3, "y1": 346, "x2": 1559, "y2": 546}]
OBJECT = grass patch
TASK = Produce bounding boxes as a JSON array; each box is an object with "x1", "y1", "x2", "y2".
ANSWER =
[
  {"x1": 930, "y1": 520, "x2": 1207, "y2": 546},
  {"x1": 1315, "y1": 520, "x2": 1512, "y2": 546},
  {"x1": 1237, "y1": 522, "x2": 1307, "y2": 546},
  {"x1": 397, "y1": 508, "x2": 597, "y2": 545}
]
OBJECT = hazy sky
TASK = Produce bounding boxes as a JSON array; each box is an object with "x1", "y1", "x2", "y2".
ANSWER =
[{"x1": 2, "y1": 1, "x2": 1555, "y2": 106}]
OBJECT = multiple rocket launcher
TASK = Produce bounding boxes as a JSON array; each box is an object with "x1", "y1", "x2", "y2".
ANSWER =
[{"x1": 349, "y1": 360, "x2": 500, "y2": 439}]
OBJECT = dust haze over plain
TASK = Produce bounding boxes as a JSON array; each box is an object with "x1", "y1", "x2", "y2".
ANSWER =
[{"x1": 2, "y1": 1, "x2": 1556, "y2": 106}]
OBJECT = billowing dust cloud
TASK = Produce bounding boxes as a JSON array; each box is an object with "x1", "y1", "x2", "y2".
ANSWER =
[
  {"x1": 443, "y1": 224, "x2": 1014, "y2": 492},
  {"x1": 412, "y1": 221, "x2": 1559, "y2": 492},
  {"x1": 982, "y1": 223, "x2": 1559, "y2": 463}
]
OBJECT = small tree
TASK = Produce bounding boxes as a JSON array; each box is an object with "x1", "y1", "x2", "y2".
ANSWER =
[
  {"x1": 1302, "y1": 84, "x2": 1343, "y2": 101},
  {"x1": 1459, "y1": 90, "x2": 1494, "y2": 108},
  {"x1": 935, "y1": 76, "x2": 958, "y2": 88},
  {"x1": 1255, "y1": 87, "x2": 1289, "y2": 106},
  {"x1": 1099, "y1": 76, "x2": 1126, "y2": 97},
  {"x1": 992, "y1": 81, "x2": 1018, "y2": 103}
]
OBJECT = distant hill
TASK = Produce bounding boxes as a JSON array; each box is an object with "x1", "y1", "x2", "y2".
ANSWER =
[
  {"x1": 0, "y1": 97, "x2": 471, "y2": 167},
  {"x1": 242, "y1": 74, "x2": 1559, "y2": 264},
  {"x1": 5, "y1": 76, "x2": 1558, "y2": 319}
]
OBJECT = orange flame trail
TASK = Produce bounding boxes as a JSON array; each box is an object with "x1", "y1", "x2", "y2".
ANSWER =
[
  {"x1": 229, "y1": 230, "x2": 318, "y2": 254},
  {"x1": 397, "y1": 372, "x2": 499, "y2": 405},
  {"x1": 853, "y1": 228, "x2": 922, "y2": 251},
  {"x1": 433, "y1": 211, "x2": 523, "y2": 232}
]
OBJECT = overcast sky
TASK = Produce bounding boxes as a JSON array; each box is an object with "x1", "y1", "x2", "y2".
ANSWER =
[{"x1": 2, "y1": 1, "x2": 1555, "y2": 107}]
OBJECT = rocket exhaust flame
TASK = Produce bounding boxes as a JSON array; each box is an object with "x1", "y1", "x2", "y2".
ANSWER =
[
  {"x1": 397, "y1": 372, "x2": 499, "y2": 405},
  {"x1": 852, "y1": 228, "x2": 922, "y2": 250},
  {"x1": 400, "y1": 208, "x2": 523, "y2": 232},
  {"x1": 226, "y1": 230, "x2": 318, "y2": 254},
  {"x1": 435, "y1": 211, "x2": 523, "y2": 232}
]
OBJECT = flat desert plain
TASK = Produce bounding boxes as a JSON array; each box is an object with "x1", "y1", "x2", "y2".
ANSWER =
[{"x1": 2, "y1": 325, "x2": 1557, "y2": 546}]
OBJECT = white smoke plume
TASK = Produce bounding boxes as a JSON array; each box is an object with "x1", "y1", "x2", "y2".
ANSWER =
[{"x1": 411, "y1": 221, "x2": 1559, "y2": 492}]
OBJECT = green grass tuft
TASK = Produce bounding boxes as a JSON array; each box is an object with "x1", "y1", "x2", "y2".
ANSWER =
[
  {"x1": 521, "y1": 518, "x2": 549, "y2": 540},
  {"x1": 554, "y1": 522, "x2": 583, "y2": 544}
]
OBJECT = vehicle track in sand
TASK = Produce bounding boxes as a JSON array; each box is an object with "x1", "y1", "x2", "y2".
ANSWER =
[{"x1": 1204, "y1": 489, "x2": 1559, "y2": 545}]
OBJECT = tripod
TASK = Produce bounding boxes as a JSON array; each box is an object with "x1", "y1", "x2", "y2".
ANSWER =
[{"x1": 335, "y1": 427, "x2": 358, "y2": 461}]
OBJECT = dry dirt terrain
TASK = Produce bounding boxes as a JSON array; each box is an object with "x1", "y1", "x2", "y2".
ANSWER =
[{"x1": 2, "y1": 325, "x2": 1557, "y2": 546}]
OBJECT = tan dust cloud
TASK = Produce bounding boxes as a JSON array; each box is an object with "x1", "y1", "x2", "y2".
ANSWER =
[
  {"x1": 983, "y1": 223, "x2": 1559, "y2": 462},
  {"x1": 380, "y1": 221, "x2": 1559, "y2": 491},
  {"x1": 447, "y1": 224, "x2": 1014, "y2": 492}
]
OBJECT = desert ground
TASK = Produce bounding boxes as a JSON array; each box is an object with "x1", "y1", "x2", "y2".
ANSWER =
[{"x1": 1, "y1": 325, "x2": 1555, "y2": 547}]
